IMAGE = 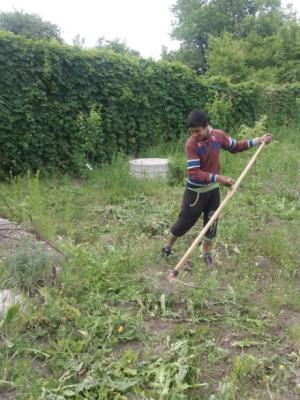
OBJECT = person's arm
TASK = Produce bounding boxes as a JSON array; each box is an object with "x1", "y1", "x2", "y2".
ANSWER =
[
  {"x1": 186, "y1": 145, "x2": 235, "y2": 187},
  {"x1": 222, "y1": 132, "x2": 272, "y2": 154}
]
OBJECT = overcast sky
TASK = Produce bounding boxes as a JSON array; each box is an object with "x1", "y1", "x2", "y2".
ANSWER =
[{"x1": 0, "y1": 0, "x2": 299, "y2": 59}]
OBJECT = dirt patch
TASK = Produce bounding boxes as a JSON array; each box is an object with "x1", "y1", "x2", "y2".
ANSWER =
[
  {"x1": 114, "y1": 318, "x2": 181, "y2": 360},
  {"x1": 254, "y1": 255, "x2": 272, "y2": 269},
  {"x1": 252, "y1": 255, "x2": 284, "y2": 294},
  {"x1": 277, "y1": 307, "x2": 300, "y2": 329},
  {"x1": 145, "y1": 318, "x2": 196, "y2": 357},
  {"x1": 143, "y1": 265, "x2": 188, "y2": 295},
  {"x1": 114, "y1": 340, "x2": 143, "y2": 359},
  {"x1": 114, "y1": 319, "x2": 179, "y2": 361},
  {"x1": 210, "y1": 324, "x2": 271, "y2": 360},
  {"x1": 252, "y1": 255, "x2": 278, "y2": 286},
  {"x1": 218, "y1": 330, "x2": 245, "y2": 349},
  {"x1": 247, "y1": 289, "x2": 266, "y2": 307},
  {"x1": 269, "y1": 307, "x2": 300, "y2": 357},
  {"x1": 0, "y1": 217, "x2": 33, "y2": 258},
  {"x1": 30, "y1": 358, "x2": 51, "y2": 376},
  {"x1": 0, "y1": 217, "x2": 61, "y2": 260},
  {"x1": 273, "y1": 307, "x2": 300, "y2": 346},
  {"x1": 145, "y1": 318, "x2": 176, "y2": 336},
  {"x1": 265, "y1": 215, "x2": 281, "y2": 227},
  {"x1": 0, "y1": 390, "x2": 16, "y2": 400},
  {"x1": 171, "y1": 300, "x2": 189, "y2": 316}
]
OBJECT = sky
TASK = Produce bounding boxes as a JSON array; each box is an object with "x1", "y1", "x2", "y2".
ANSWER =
[
  {"x1": 0, "y1": 0, "x2": 180, "y2": 58},
  {"x1": 0, "y1": 0, "x2": 299, "y2": 59}
]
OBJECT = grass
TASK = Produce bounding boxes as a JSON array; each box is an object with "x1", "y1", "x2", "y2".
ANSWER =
[
  {"x1": 3, "y1": 238, "x2": 51, "y2": 294},
  {"x1": 0, "y1": 126, "x2": 299, "y2": 399}
]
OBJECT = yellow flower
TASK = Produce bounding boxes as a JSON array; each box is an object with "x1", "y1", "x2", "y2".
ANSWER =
[{"x1": 117, "y1": 325, "x2": 124, "y2": 333}]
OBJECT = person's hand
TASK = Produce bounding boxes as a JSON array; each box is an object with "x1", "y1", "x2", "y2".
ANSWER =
[
  {"x1": 259, "y1": 133, "x2": 273, "y2": 144},
  {"x1": 217, "y1": 175, "x2": 235, "y2": 187}
]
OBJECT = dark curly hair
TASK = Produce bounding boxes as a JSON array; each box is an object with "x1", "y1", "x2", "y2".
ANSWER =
[{"x1": 187, "y1": 109, "x2": 209, "y2": 128}]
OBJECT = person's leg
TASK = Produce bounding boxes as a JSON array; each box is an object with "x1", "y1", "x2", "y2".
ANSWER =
[
  {"x1": 164, "y1": 232, "x2": 177, "y2": 249},
  {"x1": 161, "y1": 189, "x2": 203, "y2": 257},
  {"x1": 202, "y1": 235, "x2": 215, "y2": 255},
  {"x1": 160, "y1": 231, "x2": 177, "y2": 257},
  {"x1": 202, "y1": 188, "x2": 220, "y2": 268}
]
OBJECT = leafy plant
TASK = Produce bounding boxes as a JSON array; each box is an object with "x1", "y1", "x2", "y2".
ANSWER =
[
  {"x1": 4, "y1": 238, "x2": 51, "y2": 292},
  {"x1": 0, "y1": 31, "x2": 299, "y2": 178}
]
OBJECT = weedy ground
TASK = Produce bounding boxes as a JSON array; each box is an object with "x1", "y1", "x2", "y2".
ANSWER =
[{"x1": 0, "y1": 127, "x2": 299, "y2": 399}]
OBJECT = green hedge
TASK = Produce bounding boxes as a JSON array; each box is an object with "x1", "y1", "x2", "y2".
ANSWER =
[
  {"x1": 0, "y1": 32, "x2": 299, "y2": 177},
  {"x1": 0, "y1": 32, "x2": 212, "y2": 176},
  {"x1": 205, "y1": 77, "x2": 300, "y2": 129}
]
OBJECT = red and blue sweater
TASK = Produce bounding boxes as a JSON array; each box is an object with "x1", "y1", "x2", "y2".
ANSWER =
[{"x1": 186, "y1": 128, "x2": 258, "y2": 188}]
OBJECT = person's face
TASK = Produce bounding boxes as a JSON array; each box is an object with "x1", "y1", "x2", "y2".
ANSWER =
[{"x1": 189, "y1": 125, "x2": 209, "y2": 140}]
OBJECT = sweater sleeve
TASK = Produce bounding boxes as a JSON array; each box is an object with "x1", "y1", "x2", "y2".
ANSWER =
[
  {"x1": 185, "y1": 144, "x2": 217, "y2": 183},
  {"x1": 221, "y1": 131, "x2": 259, "y2": 154}
]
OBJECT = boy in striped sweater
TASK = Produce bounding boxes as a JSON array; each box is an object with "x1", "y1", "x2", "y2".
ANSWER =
[{"x1": 160, "y1": 109, "x2": 272, "y2": 270}]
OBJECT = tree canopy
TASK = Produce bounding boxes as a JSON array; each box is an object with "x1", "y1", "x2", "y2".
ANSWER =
[
  {"x1": 0, "y1": 11, "x2": 62, "y2": 41},
  {"x1": 163, "y1": 0, "x2": 300, "y2": 83},
  {"x1": 96, "y1": 37, "x2": 140, "y2": 56}
]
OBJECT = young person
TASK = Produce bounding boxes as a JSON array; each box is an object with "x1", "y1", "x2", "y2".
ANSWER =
[{"x1": 160, "y1": 109, "x2": 272, "y2": 269}]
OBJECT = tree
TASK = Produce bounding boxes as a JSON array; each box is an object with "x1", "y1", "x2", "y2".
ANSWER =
[
  {"x1": 206, "y1": 19, "x2": 300, "y2": 83},
  {"x1": 161, "y1": 44, "x2": 204, "y2": 72},
  {"x1": 0, "y1": 11, "x2": 62, "y2": 41},
  {"x1": 274, "y1": 21, "x2": 300, "y2": 82},
  {"x1": 96, "y1": 37, "x2": 140, "y2": 56},
  {"x1": 169, "y1": 0, "x2": 292, "y2": 71},
  {"x1": 73, "y1": 34, "x2": 85, "y2": 49},
  {"x1": 207, "y1": 32, "x2": 248, "y2": 82}
]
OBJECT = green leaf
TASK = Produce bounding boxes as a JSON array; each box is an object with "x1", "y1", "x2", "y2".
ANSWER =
[
  {"x1": 160, "y1": 293, "x2": 166, "y2": 314},
  {"x1": 109, "y1": 379, "x2": 138, "y2": 392},
  {"x1": 63, "y1": 389, "x2": 76, "y2": 397},
  {"x1": 3, "y1": 303, "x2": 20, "y2": 324},
  {"x1": 231, "y1": 339, "x2": 261, "y2": 348}
]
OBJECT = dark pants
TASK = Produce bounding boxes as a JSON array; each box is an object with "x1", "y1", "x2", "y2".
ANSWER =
[{"x1": 171, "y1": 188, "x2": 220, "y2": 239}]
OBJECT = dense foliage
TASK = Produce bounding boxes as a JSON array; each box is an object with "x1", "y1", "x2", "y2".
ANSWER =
[
  {"x1": 164, "y1": 0, "x2": 300, "y2": 83},
  {"x1": 0, "y1": 31, "x2": 211, "y2": 176},
  {"x1": 96, "y1": 37, "x2": 140, "y2": 56},
  {"x1": 0, "y1": 10, "x2": 62, "y2": 41},
  {"x1": 0, "y1": 31, "x2": 299, "y2": 177}
]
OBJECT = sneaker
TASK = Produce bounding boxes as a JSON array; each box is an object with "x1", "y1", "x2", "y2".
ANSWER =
[
  {"x1": 159, "y1": 246, "x2": 171, "y2": 259},
  {"x1": 203, "y1": 253, "x2": 214, "y2": 271}
]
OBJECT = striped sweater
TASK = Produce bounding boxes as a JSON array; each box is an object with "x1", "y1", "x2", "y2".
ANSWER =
[{"x1": 186, "y1": 127, "x2": 259, "y2": 190}]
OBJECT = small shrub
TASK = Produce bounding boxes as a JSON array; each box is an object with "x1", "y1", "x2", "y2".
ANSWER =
[
  {"x1": 207, "y1": 93, "x2": 233, "y2": 131},
  {"x1": 4, "y1": 238, "x2": 50, "y2": 293}
]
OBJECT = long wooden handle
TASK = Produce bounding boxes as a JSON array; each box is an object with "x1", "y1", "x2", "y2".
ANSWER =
[{"x1": 172, "y1": 142, "x2": 266, "y2": 276}]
